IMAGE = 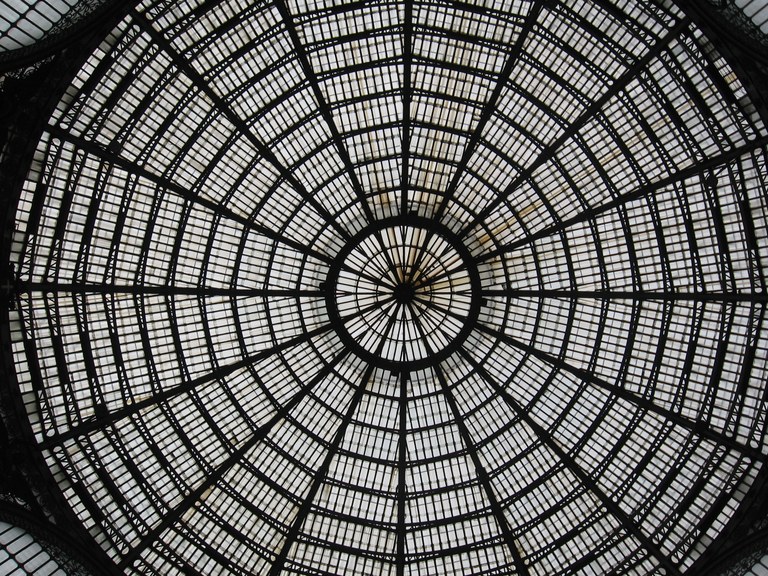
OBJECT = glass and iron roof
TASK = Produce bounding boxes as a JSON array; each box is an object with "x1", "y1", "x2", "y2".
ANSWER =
[
  {"x1": 0, "y1": 520, "x2": 76, "y2": 575},
  {"x1": 733, "y1": 0, "x2": 768, "y2": 34},
  {"x1": 0, "y1": 0, "x2": 85, "y2": 51},
  {"x1": 3, "y1": 0, "x2": 768, "y2": 574}
]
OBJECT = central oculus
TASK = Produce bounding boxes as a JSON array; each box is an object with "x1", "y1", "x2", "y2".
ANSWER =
[{"x1": 325, "y1": 216, "x2": 481, "y2": 370}]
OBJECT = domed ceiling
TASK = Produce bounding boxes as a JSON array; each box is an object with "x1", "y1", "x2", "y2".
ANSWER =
[{"x1": 3, "y1": 0, "x2": 768, "y2": 574}]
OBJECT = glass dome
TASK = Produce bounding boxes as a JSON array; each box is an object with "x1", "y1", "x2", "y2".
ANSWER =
[
  {"x1": 0, "y1": 0, "x2": 82, "y2": 51},
  {"x1": 2, "y1": 0, "x2": 768, "y2": 574}
]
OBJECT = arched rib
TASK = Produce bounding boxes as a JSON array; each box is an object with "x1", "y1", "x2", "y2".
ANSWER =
[
  {"x1": 457, "y1": 16, "x2": 690, "y2": 239},
  {"x1": 38, "y1": 322, "x2": 335, "y2": 449},
  {"x1": 395, "y1": 369, "x2": 409, "y2": 576},
  {"x1": 129, "y1": 8, "x2": 352, "y2": 241},
  {"x1": 18, "y1": 282, "x2": 325, "y2": 298},
  {"x1": 117, "y1": 348, "x2": 350, "y2": 570},
  {"x1": 266, "y1": 361, "x2": 375, "y2": 575},
  {"x1": 430, "y1": 0, "x2": 548, "y2": 222},
  {"x1": 431, "y1": 359, "x2": 530, "y2": 575},
  {"x1": 273, "y1": 0, "x2": 376, "y2": 226},
  {"x1": 38, "y1": 297, "x2": 388, "y2": 449},
  {"x1": 475, "y1": 135, "x2": 768, "y2": 263},
  {"x1": 407, "y1": 307, "x2": 529, "y2": 574},
  {"x1": 45, "y1": 125, "x2": 334, "y2": 265},
  {"x1": 415, "y1": 296, "x2": 765, "y2": 462},
  {"x1": 458, "y1": 348, "x2": 684, "y2": 576},
  {"x1": 482, "y1": 288, "x2": 768, "y2": 303},
  {"x1": 471, "y1": 319, "x2": 766, "y2": 462}
]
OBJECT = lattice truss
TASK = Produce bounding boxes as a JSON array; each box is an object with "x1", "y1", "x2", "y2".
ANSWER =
[{"x1": 5, "y1": 0, "x2": 768, "y2": 574}]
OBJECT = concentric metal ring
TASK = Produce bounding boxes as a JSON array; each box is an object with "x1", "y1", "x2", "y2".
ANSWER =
[{"x1": 325, "y1": 215, "x2": 481, "y2": 370}]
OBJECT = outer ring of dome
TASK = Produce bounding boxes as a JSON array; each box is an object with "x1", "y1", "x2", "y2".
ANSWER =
[{"x1": 324, "y1": 214, "x2": 482, "y2": 371}]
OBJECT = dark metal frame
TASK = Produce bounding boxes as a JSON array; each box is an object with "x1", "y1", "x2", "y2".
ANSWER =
[
  {"x1": 0, "y1": 0, "x2": 767, "y2": 574},
  {"x1": 324, "y1": 214, "x2": 482, "y2": 371}
]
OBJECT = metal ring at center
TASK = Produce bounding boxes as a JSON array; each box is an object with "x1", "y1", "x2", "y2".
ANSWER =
[{"x1": 325, "y1": 215, "x2": 482, "y2": 371}]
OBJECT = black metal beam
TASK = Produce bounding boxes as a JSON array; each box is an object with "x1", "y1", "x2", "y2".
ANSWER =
[
  {"x1": 400, "y1": 0, "x2": 413, "y2": 216},
  {"x1": 412, "y1": 287, "x2": 766, "y2": 464},
  {"x1": 488, "y1": 144, "x2": 768, "y2": 268},
  {"x1": 396, "y1": 370, "x2": 408, "y2": 576},
  {"x1": 16, "y1": 282, "x2": 324, "y2": 298},
  {"x1": 36, "y1": 289, "x2": 395, "y2": 449},
  {"x1": 117, "y1": 348, "x2": 349, "y2": 570},
  {"x1": 474, "y1": 132, "x2": 768, "y2": 264},
  {"x1": 403, "y1": 0, "x2": 547, "y2": 284},
  {"x1": 272, "y1": 0, "x2": 418, "y2": 296},
  {"x1": 272, "y1": 0, "x2": 376, "y2": 226},
  {"x1": 405, "y1": 305, "x2": 529, "y2": 574},
  {"x1": 469, "y1": 318, "x2": 766, "y2": 462},
  {"x1": 267, "y1": 362, "x2": 375, "y2": 575},
  {"x1": 430, "y1": 360, "x2": 530, "y2": 574},
  {"x1": 482, "y1": 288, "x2": 768, "y2": 303},
  {"x1": 430, "y1": 0, "x2": 547, "y2": 223},
  {"x1": 129, "y1": 8, "x2": 352, "y2": 242},
  {"x1": 45, "y1": 124, "x2": 334, "y2": 266},
  {"x1": 457, "y1": 16, "x2": 691, "y2": 239},
  {"x1": 38, "y1": 323, "x2": 334, "y2": 450},
  {"x1": 458, "y1": 348, "x2": 684, "y2": 576}
]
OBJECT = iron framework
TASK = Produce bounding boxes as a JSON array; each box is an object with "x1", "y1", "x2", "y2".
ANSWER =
[{"x1": 2, "y1": 0, "x2": 768, "y2": 575}]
